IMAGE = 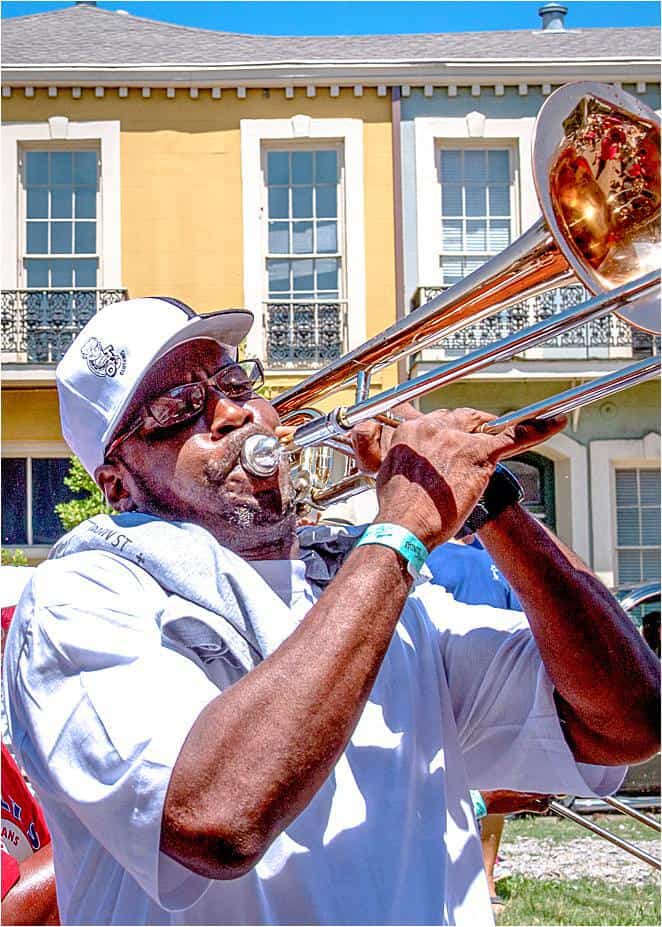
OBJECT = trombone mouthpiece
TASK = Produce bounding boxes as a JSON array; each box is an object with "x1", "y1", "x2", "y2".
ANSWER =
[{"x1": 240, "y1": 433, "x2": 282, "y2": 477}]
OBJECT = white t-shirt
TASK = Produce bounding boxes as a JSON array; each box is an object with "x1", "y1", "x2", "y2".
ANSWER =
[{"x1": 3, "y1": 552, "x2": 624, "y2": 926}]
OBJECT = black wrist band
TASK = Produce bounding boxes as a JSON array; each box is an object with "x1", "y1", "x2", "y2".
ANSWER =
[{"x1": 456, "y1": 463, "x2": 525, "y2": 537}]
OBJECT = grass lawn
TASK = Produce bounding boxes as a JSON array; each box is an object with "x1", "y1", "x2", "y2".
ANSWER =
[
  {"x1": 495, "y1": 875, "x2": 660, "y2": 926},
  {"x1": 502, "y1": 811, "x2": 660, "y2": 845},
  {"x1": 494, "y1": 812, "x2": 660, "y2": 926}
]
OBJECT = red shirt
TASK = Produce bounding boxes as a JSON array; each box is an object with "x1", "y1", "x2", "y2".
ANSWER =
[
  {"x1": 2, "y1": 603, "x2": 51, "y2": 899},
  {"x1": 2, "y1": 742, "x2": 51, "y2": 859}
]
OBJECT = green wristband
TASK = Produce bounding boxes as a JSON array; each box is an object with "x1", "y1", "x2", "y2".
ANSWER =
[
  {"x1": 356, "y1": 523, "x2": 429, "y2": 579},
  {"x1": 470, "y1": 789, "x2": 488, "y2": 820}
]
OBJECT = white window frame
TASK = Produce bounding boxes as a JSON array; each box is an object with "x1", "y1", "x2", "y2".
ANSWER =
[
  {"x1": 414, "y1": 113, "x2": 536, "y2": 287},
  {"x1": 241, "y1": 116, "x2": 366, "y2": 367},
  {"x1": 261, "y1": 140, "x2": 345, "y2": 300},
  {"x1": 539, "y1": 432, "x2": 590, "y2": 563},
  {"x1": 2, "y1": 441, "x2": 72, "y2": 554},
  {"x1": 590, "y1": 433, "x2": 661, "y2": 588},
  {"x1": 18, "y1": 141, "x2": 102, "y2": 289},
  {"x1": 613, "y1": 466, "x2": 661, "y2": 588},
  {"x1": 436, "y1": 141, "x2": 517, "y2": 287},
  {"x1": 2, "y1": 119, "x2": 121, "y2": 289}
]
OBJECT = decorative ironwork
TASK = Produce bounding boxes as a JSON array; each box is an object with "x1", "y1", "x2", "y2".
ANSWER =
[
  {"x1": 265, "y1": 301, "x2": 347, "y2": 367},
  {"x1": 2, "y1": 289, "x2": 128, "y2": 363},
  {"x1": 412, "y1": 284, "x2": 659, "y2": 358}
]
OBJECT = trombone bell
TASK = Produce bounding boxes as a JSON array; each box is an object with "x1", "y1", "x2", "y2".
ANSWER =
[{"x1": 261, "y1": 82, "x2": 660, "y2": 510}]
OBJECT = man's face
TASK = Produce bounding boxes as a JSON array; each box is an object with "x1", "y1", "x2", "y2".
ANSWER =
[{"x1": 103, "y1": 340, "x2": 296, "y2": 554}]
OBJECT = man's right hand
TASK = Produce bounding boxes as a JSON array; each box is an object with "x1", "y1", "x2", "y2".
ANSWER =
[{"x1": 370, "y1": 408, "x2": 565, "y2": 550}]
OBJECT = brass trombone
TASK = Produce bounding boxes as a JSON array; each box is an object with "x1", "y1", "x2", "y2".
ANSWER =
[{"x1": 242, "y1": 81, "x2": 661, "y2": 508}]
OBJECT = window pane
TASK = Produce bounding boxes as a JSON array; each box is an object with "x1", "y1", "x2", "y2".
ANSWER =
[
  {"x1": 316, "y1": 220, "x2": 337, "y2": 253},
  {"x1": 316, "y1": 186, "x2": 337, "y2": 218},
  {"x1": 642, "y1": 550, "x2": 661, "y2": 581},
  {"x1": 488, "y1": 220, "x2": 511, "y2": 251},
  {"x1": 316, "y1": 258, "x2": 339, "y2": 293},
  {"x1": 27, "y1": 222, "x2": 48, "y2": 253},
  {"x1": 440, "y1": 150, "x2": 462, "y2": 182},
  {"x1": 73, "y1": 259, "x2": 98, "y2": 287},
  {"x1": 466, "y1": 220, "x2": 487, "y2": 251},
  {"x1": 1, "y1": 458, "x2": 28, "y2": 546},
  {"x1": 465, "y1": 185, "x2": 486, "y2": 217},
  {"x1": 639, "y1": 470, "x2": 660, "y2": 505},
  {"x1": 616, "y1": 470, "x2": 638, "y2": 505},
  {"x1": 75, "y1": 187, "x2": 96, "y2": 219},
  {"x1": 51, "y1": 259, "x2": 74, "y2": 287},
  {"x1": 441, "y1": 185, "x2": 462, "y2": 217},
  {"x1": 292, "y1": 151, "x2": 313, "y2": 184},
  {"x1": 74, "y1": 151, "x2": 97, "y2": 185},
  {"x1": 32, "y1": 458, "x2": 74, "y2": 545},
  {"x1": 465, "y1": 150, "x2": 487, "y2": 181},
  {"x1": 442, "y1": 219, "x2": 462, "y2": 252},
  {"x1": 489, "y1": 185, "x2": 510, "y2": 216},
  {"x1": 292, "y1": 221, "x2": 313, "y2": 254},
  {"x1": 292, "y1": 259, "x2": 313, "y2": 292},
  {"x1": 74, "y1": 222, "x2": 96, "y2": 253},
  {"x1": 25, "y1": 259, "x2": 49, "y2": 288},
  {"x1": 315, "y1": 150, "x2": 337, "y2": 183},
  {"x1": 441, "y1": 256, "x2": 463, "y2": 285},
  {"x1": 267, "y1": 259, "x2": 290, "y2": 293},
  {"x1": 642, "y1": 507, "x2": 661, "y2": 545},
  {"x1": 617, "y1": 509, "x2": 640, "y2": 545},
  {"x1": 618, "y1": 549, "x2": 642, "y2": 585},
  {"x1": 27, "y1": 188, "x2": 48, "y2": 219},
  {"x1": 51, "y1": 222, "x2": 72, "y2": 254},
  {"x1": 268, "y1": 222, "x2": 290, "y2": 254},
  {"x1": 292, "y1": 187, "x2": 313, "y2": 218},
  {"x1": 267, "y1": 151, "x2": 289, "y2": 185},
  {"x1": 25, "y1": 151, "x2": 49, "y2": 185},
  {"x1": 51, "y1": 152, "x2": 73, "y2": 185},
  {"x1": 268, "y1": 187, "x2": 289, "y2": 219},
  {"x1": 488, "y1": 150, "x2": 510, "y2": 182},
  {"x1": 51, "y1": 187, "x2": 72, "y2": 219}
]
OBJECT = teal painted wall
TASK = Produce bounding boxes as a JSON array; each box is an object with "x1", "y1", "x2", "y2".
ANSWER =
[{"x1": 419, "y1": 379, "x2": 659, "y2": 445}]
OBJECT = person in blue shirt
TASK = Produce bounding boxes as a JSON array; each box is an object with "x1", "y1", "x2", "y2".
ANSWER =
[{"x1": 426, "y1": 534, "x2": 523, "y2": 611}]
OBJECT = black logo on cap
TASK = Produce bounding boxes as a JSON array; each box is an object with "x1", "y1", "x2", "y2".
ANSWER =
[{"x1": 81, "y1": 338, "x2": 127, "y2": 378}]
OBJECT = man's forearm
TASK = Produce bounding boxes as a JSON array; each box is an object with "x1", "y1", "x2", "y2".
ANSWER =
[
  {"x1": 162, "y1": 543, "x2": 412, "y2": 878},
  {"x1": 479, "y1": 503, "x2": 660, "y2": 765}
]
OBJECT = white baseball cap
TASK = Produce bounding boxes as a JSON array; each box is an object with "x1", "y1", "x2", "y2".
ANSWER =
[{"x1": 56, "y1": 296, "x2": 253, "y2": 478}]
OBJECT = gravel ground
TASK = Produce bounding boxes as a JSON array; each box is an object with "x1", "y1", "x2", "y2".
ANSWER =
[{"x1": 499, "y1": 836, "x2": 661, "y2": 885}]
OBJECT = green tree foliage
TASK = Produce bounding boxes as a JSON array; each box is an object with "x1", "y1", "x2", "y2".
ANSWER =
[
  {"x1": 1, "y1": 548, "x2": 29, "y2": 566},
  {"x1": 55, "y1": 456, "x2": 112, "y2": 532}
]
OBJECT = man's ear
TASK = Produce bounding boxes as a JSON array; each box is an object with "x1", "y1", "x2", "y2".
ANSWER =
[{"x1": 95, "y1": 461, "x2": 136, "y2": 512}]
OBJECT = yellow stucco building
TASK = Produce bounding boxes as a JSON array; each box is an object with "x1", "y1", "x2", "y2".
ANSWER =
[{"x1": 2, "y1": 3, "x2": 660, "y2": 585}]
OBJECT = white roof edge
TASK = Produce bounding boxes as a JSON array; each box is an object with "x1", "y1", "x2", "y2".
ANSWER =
[
  {"x1": 2, "y1": 56, "x2": 659, "y2": 69},
  {"x1": 1, "y1": 60, "x2": 659, "y2": 87}
]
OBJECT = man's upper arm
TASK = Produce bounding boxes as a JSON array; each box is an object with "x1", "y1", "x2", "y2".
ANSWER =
[{"x1": 5, "y1": 554, "x2": 219, "y2": 905}]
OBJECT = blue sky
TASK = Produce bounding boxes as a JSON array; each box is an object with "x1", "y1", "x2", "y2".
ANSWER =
[{"x1": 1, "y1": 1, "x2": 659, "y2": 33}]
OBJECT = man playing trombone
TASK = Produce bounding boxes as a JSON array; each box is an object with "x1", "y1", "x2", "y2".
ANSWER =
[{"x1": 4, "y1": 296, "x2": 659, "y2": 926}]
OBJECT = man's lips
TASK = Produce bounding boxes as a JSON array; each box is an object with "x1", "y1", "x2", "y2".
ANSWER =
[{"x1": 203, "y1": 423, "x2": 280, "y2": 486}]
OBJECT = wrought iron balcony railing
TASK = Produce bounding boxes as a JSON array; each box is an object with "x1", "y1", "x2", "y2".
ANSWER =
[
  {"x1": 264, "y1": 299, "x2": 348, "y2": 368},
  {"x1": 412, "y1": 284, "x2": 659, "y2": 360},
  {"x1": 2, "y1": 289, "x2": 128, "y2": 364}
]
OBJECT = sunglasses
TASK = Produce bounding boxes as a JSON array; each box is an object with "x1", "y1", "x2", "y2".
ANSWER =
[{"x1": 105, "y1": 358, "x2": 265, "y2": 460}]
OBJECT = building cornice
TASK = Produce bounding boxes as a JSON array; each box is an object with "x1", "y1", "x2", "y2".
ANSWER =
[{"x1": 1, "y1": 57, "x2": 659, "y2": 89}]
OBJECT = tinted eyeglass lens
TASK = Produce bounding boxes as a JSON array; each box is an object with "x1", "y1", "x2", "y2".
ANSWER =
[
  {"x1": 215, "y1": 361, "x2": 263, "y2": 399},
  {"x1": 148, "y1": 382, "x2": 206, "y2": 427}
]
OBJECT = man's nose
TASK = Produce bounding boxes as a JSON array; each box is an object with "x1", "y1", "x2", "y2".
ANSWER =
[{"x1": 208, "y1": 392, "x2": 254, "y2": 439}]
